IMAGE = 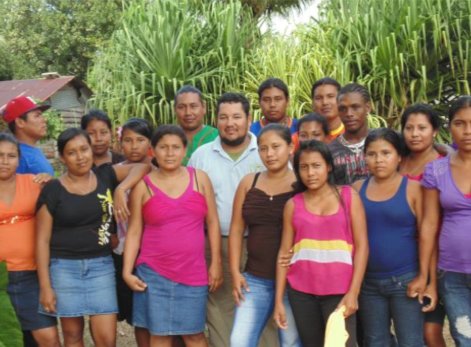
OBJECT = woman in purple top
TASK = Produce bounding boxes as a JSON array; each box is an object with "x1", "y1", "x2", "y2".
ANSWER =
[
  {"x1": 419, "y1": 96, "x2": 471, "y2": 346},
  {"x1": 123, "y1": 125, "x2": 222, "y2": 347}
]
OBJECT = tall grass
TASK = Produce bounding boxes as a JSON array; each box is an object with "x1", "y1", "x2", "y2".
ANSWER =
[
  {"x1": 88, "y1": 0, "x2": 470, "y2": 141},
  {"x1": 88, "y1": 0, "x2": 258, "y2": 125}
]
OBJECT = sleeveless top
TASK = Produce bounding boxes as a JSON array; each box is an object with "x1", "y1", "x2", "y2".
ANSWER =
[
  {"x1": 242, "y1": 173, "x2": 293, "y2": 280},
  {"x1": 136, "y1": 167, "x2": 208, "y2": 286},
  {"x1": 287, "y1": 186, "x2": 354, "y2": 295},
  {"x1": 403, "y1": 154, "x2": 445, "y2": 181},
  {"x1": 359, "y1": 176, "x2": 418, "y2": 279}
]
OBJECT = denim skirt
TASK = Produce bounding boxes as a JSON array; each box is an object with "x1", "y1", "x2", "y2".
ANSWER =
[
  {"x1": 39, "y1": 255, "x2": 118, "y2": 317},
  {"x1": 7, "y1": 270, "x2": 57, "y2": 330},
  {"x1": 133, "y1": 263, "x2": 208, "y2": 335}
]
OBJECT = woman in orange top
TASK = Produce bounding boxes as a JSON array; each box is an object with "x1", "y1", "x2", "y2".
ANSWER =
[{"x1": 0, "y1": 132, "x2": 60, "y2": 347}]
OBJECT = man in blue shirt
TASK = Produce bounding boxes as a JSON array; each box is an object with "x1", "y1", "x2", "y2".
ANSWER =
[{"x1": 2, "y1": 96, "x2": 54, "y2": 176}]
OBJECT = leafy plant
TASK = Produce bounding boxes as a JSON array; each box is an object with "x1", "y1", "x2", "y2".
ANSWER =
[
  {"x1": 0, "y1": 0, "x2": 123, "y2": 79},
  {"x1": 43, "y1": 109, "x2": 64, "y2": 141},
  {"x1": 0, "y1": 262, "x2": 23, "y2": 347},
  {"x1": 88, "y1": 0, "x2": 258, "y2": 126},
  {"x1": 88, "y1": 0, "x2": 469, "y2": 142}
]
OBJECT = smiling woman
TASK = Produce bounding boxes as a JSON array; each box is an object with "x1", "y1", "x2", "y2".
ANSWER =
[
  {"x1": 399, "y1": 104, "x2": 442, "y2": 181},
  {"x1": 122, "y1": 124, "x2": 222, "y2": 346},
  {"x1": 35, "y1": 128, "x2": 149, "y2": 347},
  {"x1": 0, "y1": 132, "x2": 60, "y2": 347}
]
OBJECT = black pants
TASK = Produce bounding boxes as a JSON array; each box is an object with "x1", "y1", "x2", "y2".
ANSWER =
[
  {"x1": 288, "y1": 286, "x2": 357, "y2": 347},
  {"x1": 23, "y1": 330, "x2": 38, "y2": 347}
]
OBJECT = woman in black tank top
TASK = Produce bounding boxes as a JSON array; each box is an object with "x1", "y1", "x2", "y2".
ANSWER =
[{"x1": 228, "y1": 124, "x2": 302, "y2": 347}]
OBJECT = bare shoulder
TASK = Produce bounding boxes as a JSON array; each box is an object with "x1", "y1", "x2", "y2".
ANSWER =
[
  {"x1": 195, "y1": 168, "x2": 210, "y2": 183},
  {"x1": 131, "y1": 179, "x2": 147, "y2": 195},
  {"x1": 284, "y1": 197, "x2": 295, "y2": 211},
  {"x1": 239, "y1": 172, "x2": 257, "y2": 188},
  {"x1": 351, "y1": 179, "x2": 365, "y2": 192},
  {"x1": 406, "y1": 178, "x2": 422, "y2": 194}
]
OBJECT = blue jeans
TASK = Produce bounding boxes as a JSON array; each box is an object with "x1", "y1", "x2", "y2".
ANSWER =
[
  {"x1": 438, "y1": 270, "x2": 471, "y2": 346},
  {"x1": 360, "y1": 271, "x2": 424, "y2": 347},
  {"x1": 230, "y1": 273, "x2": 302, "y2": 347}
]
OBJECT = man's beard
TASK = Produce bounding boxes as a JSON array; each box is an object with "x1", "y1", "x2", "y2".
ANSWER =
[{"x1": 220, "y1": 135, "x2": 247, "y2": 147}]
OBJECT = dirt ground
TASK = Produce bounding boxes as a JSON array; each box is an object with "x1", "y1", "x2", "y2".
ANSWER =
[{"x1": 81, "y1": 320, "x2": 456, "y2": 346}]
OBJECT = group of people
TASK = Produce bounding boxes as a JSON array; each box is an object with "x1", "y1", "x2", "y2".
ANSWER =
[{"x1": 0, "y1": 77, "x2": 470, "y2": 347}]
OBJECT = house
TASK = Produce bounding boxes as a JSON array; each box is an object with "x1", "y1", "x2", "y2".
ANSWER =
[
  {"x1": 0, "y1": 73, "x2": 93, "y2": 128},
  {"x1": 0, "y1": 74, "x2": 93, "y2": 170}
]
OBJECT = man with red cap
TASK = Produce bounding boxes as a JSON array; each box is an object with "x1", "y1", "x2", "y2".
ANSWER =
[{"x1": 2, "y1": 96, "x2": 54, "y2": 176}]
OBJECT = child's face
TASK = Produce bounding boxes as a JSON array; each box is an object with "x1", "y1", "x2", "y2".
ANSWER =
[
  {"x1": 85, "y1": 119, "x2": 112, "y2": 157},
  {"x1": 298, "y1": 151, "x2": 330, "y2": 190},
  {"x1": 121, "y1": 128, "x2": 150, "y2": 163},
  {"x1": 258, "y1": 130, "x2": 292, "y2": 172},
  {"x1": 298, "y1": 121, "x2": 327, "y2": 143},
  {"x1": 365, "y1": 139, "x2": 401, "y2": 179}
]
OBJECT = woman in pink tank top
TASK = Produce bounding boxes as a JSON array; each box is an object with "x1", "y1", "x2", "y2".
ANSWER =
[
  {"x1": 123, "y1": 125, "x2": 222, "y2": 347},
  {"x1": 274, "y1": 140, "x2": 369, "y2": 347}
]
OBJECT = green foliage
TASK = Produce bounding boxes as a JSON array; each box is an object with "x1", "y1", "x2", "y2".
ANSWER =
[
  {"x1": 0, "y1": 262, "x2": 23, "y2": 347},
  {"x1": 0, "y1": 36, "x2": 14, "y2": 81},
  {"x1": 238, "y1": 0, "x2": 311, "y2": 17},
  {"x1": 88, "y1": 0, "x2": 258, "y2": 126},
  {"x1": 243, "y1": 0, "x2": 469, "y2": 140},
  {"x1": 312, "y1": 0, "x2": 470, "y2": 125},
  {"x1": 89, "y1": 0, "x2": 469, "y2": 141},
  {"x1": 43, "y1": 109, "x2": 64, "y2": 141},
  {"x1": 243, "y1": 33, "x2": 352, "y2": 121},
  {"x1": 0, "y1": 0, "x2": 122, "y2": 79}
]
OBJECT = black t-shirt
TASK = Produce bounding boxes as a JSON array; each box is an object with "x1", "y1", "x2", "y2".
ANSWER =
[{"x1": 37, "y1": 165, "x2": 118, "y2": 259}]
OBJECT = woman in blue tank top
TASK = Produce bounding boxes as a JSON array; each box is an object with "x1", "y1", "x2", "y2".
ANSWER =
[{"x1": 352, "y1": 128, "x2": 431, "y2": 347}]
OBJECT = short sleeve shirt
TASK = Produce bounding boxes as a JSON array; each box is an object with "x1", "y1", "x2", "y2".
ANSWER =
[
  {"x1": 17, "y1": 143, "x2": 54, "y2": 175},
  {"x1": 188, "y1": 134, "x2": 265, "y2": 236},
  {"x1": 422, "y1": 156, "x2": 471, "y2": 273},
  {"x1": 37, "y1": 165, "x2": 118, "y2": 259}
]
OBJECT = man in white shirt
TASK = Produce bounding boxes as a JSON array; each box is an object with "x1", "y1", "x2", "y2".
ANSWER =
[{"x1": 189, "y1": 93, "x2": 275, "y2": 347}]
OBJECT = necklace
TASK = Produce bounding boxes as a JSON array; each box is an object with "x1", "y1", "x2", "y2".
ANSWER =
[
  {"x1": 338, "y1": 135, "x2": 365, "y2": 156},
  {"x1": 65, "y1": 172, "x2": 94, "y2": 195},
  {"x1": 402, "y1": 150, "x2": 438, "y2": 176}
]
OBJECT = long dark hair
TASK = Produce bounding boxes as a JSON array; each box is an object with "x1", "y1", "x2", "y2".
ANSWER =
[
  {"x1": 258, "y1": 123, "x2": 292, "y2": 146},
  {"x1": 297, "y1": 112, "x2": 330, "y2": 137},
  {"x1": 293, "y1": 139, "x2": 350, "y2": 230},
  {"x1": 292, "y1": 140, "x2": 336, "y2": 193},
  {"x1": 364, "y1": 128, "x2": 404, "y2": 157},
  {"x1": 151, "y1": 125, "x2": 187, "y2": 148},
  {"x1": 57, "y1": 128, "x2": 91, "y2": 156},
  {"x1": 121, "y1": 118, "x2": 153, "y2": 141},
  {"x1": 400, "y1": 103, "x2": 441, "y2": 131},
  {"x1": 449, "y1": 96, "x2": 471, "y2": 123}
]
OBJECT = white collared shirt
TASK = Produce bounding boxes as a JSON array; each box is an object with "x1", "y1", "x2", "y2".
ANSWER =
[{"x1": 188, "y1": 133, "x2": 265, "y2": 236}]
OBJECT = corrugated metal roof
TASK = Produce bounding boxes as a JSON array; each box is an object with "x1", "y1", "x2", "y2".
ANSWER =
[{"x1": 0, "y1": 76, "x2": 91, "y2": 108}]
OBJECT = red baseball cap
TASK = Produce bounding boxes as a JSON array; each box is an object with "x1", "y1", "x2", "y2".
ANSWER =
[{"x1": 2, "y1": 96, "x2": 50, "y2": 124}]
